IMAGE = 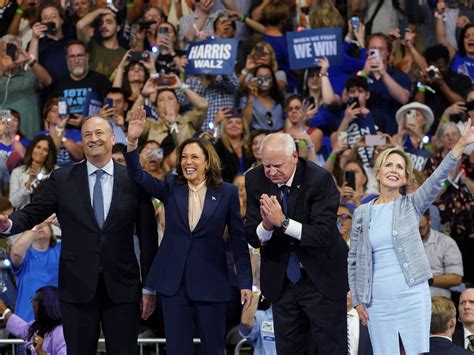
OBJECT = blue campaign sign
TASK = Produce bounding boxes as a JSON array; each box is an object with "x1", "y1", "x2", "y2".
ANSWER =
[
  {"x1": 287, "y1": 28, "x2": 343, "y2": 70},
  {"x1": 185, "y1": 38, "x2": 238, "y2": 75}
]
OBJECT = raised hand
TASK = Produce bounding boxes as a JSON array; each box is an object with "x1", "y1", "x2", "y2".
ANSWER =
[{"x1": 127, "y1": 106, "x2": 146, "y2": 143}]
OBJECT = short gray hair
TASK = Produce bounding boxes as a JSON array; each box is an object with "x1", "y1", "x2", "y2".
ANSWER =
[
  {"x1": 260, "y1": 133, "x2": 296, "y2": 157},
  {"x1": 82, "y1": 116, "x2": 114, "y2": 134},
  {"x1": 436, "y1": 121, "x2": 461, "y2": 143}
]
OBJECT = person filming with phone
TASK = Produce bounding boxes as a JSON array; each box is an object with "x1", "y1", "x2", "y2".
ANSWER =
[{"x1": 360, "y1": 33, "x2": 411, "y2": 135}]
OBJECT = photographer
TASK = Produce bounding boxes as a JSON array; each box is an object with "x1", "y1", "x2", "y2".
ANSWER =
[
  {"x1": 414, "y1": 44, "x2": 471, "y2": 135},
  {"x1": 131, "y1": 6, "x2": 164, "y2": 52},
  {"x1": 38, "y1": 97, "x2": 84, "y2": 167},
  {"x1": 9, "y1": 135, "x2": 56, "y2": 209},
  {"x1": 0, "y1": 35, "x2": 51, "y2": 138},
  {"x1": 128, "y1": 74, "x2": 208, "y2": 170},
  {"x1": 27, "y1": 2, "x2": 73, "y2": 83},
  {"x1": 112, "y1": 49, "x2": 155, "y2": 104},
  {"x1": 239, "y1": 64, "x2": 284, "y2": 132},
  {"x1": 333, "y1": 75, "x2": 377, "y2": 169},
  {"x1": 361, "y1": 33, "x2": 411, "y2": 135}
]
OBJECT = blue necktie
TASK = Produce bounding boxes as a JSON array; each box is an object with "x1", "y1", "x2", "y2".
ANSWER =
[
  {"x1": 280, "y1": 185, "x2": 301, "y2": 284},
  {"x1": 93, "y1": 169, "x2": 105, "y2": 228}
]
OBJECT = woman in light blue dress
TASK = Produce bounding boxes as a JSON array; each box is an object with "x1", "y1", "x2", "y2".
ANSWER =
[{"x1": 348, "y1": 118, "x2": 474, "y2": 354}]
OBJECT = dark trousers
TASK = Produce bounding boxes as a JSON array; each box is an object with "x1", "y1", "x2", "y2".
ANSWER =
[
  {"x1": 272, "y1": 270, "x2": 347, "y2": 355},
  {"x1": 161, "y1": 278, "x2": 226, "y2": 355},
  {"x1": 60, "y1": 275, "x2": 140, "y2": 355}
]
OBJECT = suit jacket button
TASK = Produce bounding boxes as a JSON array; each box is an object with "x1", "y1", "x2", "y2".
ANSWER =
[
  {"x1": 392, "y1": 231, "x2": 398, "y2": 236},
  {"x1": 397, "y1": 247, "x2": 403, "y2": 252},
  {"x1": 290, "y1": 242, "x2": 295, "y2": 246},
  {"x1": 403, "y1": 263, "x2": 408, "y2": 268}
]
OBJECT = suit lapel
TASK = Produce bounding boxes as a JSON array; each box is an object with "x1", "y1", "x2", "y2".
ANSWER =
[
  {"x1": 102, "y1": 162, "x2": 124, "y2": 230},
  {"x1": 193, "y1": 187, "x2": 221, "y2": 233},
  {"x1": 174, "y1": 182, "x2": 190, "y2": 229},
  {"x1": 71, "y1": 161, "x2": 98, "y2": 228}
]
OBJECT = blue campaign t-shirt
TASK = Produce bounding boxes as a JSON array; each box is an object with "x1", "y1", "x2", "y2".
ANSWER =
[
  {"x1": 345, "y1": 111, "x2": 377, "y2": 168},
  {"x1": 450, "y1": 53, "x2": 474, "y2": 82},
  {"x1": 368, "y1": 67, "x2": 411, "y2": 135},
  {"x1": 13, "y1": 243, "x2": 61, "y2": 322},
  {"x1": 403, "y1": 134, "x2": 432, "y2": 171}
]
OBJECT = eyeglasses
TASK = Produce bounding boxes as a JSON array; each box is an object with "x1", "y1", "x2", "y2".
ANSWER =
[
  {"x1": 41, "y1": 14, "x2": 59, "y2": 21},
  {"x1": 337, "y1": 214, "x2": 352, "y2": 221},
  {"x1": 288, "y1": 106, "x2": 301, "y2": 111},
  {"x1": 67, "y1": 53, "x2": 86, "y2": 60}
]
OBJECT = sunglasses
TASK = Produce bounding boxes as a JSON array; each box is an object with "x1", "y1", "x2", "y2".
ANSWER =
[
  {"x1": 265, "y1": 111, "x2": 273, "y2": 127},
  {"x1": 337, "y1": 214, "x2": 352, "y2": 220}
]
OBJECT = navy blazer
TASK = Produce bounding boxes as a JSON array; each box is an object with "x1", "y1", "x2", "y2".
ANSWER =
[
  {"x1": 424, "y1": 336, "x2": 472, "y2": 354},
  {"x1": 124, "y1": 149, "x2": 252, "y2": 302},
  {"x1": 358, "y1": 322, "x2": 373, "y2": 355}
]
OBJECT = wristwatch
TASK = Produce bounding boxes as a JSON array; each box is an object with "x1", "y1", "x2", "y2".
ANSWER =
[{"x1": 281, "y1": 218, "x2": 290, "y2": 232}]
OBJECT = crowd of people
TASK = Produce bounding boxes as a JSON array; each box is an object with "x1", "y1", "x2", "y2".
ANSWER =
[{"x1": 0, "y1": 0, "x2": 474, "y2": 354}]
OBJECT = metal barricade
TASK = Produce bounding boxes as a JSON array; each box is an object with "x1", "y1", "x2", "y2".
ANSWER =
[{"x1": 0, "y1": 338, "x2": 202, "y2": 354}]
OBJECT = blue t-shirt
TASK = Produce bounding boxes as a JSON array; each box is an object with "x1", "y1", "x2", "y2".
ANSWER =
[
  {"x1": 37, "y1": 129, "x2": 82, "y2": 166},
  {"x1": 345, "y1": 111, "x2": 377, "y2": 168},
  {"x1": 450, "y1": 52, "x2": 474, "y2": 82},
  {"x1": 403, "y1": 134, "x2": 432, "y2": 171},
  {"x1": 13, "y1": 243, "x2": 61, "y2": 322},
  {"x1": 239, "y1": 307, "x2": 276, "y2": 355},
  {"x1": 263, "y1": 34, "x2": 297, "y2": 93},
  {"x1": 367, "y1": 67, "x2": 411, "y2": 135},
  {"x1": 239, "y1": 96, "x2": 284, "y2": 132}
]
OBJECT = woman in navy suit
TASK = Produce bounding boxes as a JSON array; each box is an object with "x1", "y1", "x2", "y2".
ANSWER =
[{"x1": 124, "y1": 108, "x2": 253, "y2": 355}]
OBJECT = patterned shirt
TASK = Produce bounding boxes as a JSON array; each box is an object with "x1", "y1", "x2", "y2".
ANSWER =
[{"x1": 177, "y1": 74, "x2": 239, "y2": 132}]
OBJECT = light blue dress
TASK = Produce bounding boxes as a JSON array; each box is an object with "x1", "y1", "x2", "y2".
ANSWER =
[{"x1": 366, "y1": 202, "x2": 431, "y2": 355}]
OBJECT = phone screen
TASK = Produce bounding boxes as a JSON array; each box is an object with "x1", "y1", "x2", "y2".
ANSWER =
[
  {"x1": 6, "y1": 43, "x2": 17, "y2": 61},
  {"x1": 58, "y1": 98, "x2": 68, "y2": 117},
  {"x1": 365, "y1": 135, "x2": 386, "y2": 146},
  {"x1": 344, "y1": 171, "x2": 356, "y2": 190}
]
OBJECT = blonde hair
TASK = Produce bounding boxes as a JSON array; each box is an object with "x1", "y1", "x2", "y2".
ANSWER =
[
  {"x1": 373, "y1": 147, "x2": 413, "y2": 185},
  {"x1": 253, "y1": 41, "x2": 278, "y2": 72},
  {"x1": 390, "y1": 24, "x2": 424, "y2": 71},
  {"x1": 220, "y1": 117, "x2": 250, "y2": 153},
  {"x1": 430, "y1": 296, "x2": 456, "y2": 334},
  {"x1": 309, "y1": 0, "x2": 345, "y2": 29}
]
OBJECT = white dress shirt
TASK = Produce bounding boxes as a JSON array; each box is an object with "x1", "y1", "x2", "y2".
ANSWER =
[
  {"x1": 87, "y1": 160, "x2": 114, "y2": 220},
  {"x1": 256, "y1": 167, "x2": 303, "y2": 243},
  {"x1": 347, "y1": 308, "x2": 360, "y2": 355},
  {"x1": 464, "y1": 327, "x2": 473, "y2": 349}
]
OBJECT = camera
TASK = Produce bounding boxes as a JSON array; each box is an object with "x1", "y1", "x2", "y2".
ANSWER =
[
  {"x1": 129, "y1": 51, "x2": 149, "y2": 62},
  {"x1": 150, "y1": 72, "x2": 176, "y2": 86},
  {"x1": 427, "y1": 65, "x2": 440, "y2": 78},
  {"x1": 138, "y1": 20, "x2": 156, "y2": 30},
  {"x1": 252, "y1": 76, "x2": 269, "y2": 87},
  {"x1": 43, "y1": 22, "x2": 56, "y2": 34}
]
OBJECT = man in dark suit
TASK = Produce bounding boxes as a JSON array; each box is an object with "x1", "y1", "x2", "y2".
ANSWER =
[
  {"x1": 245, "y1": 133, "x2": 348, "y2": 354},
  {"x1": 453, "y1": 288, "x2": 474, "y2": 352},
  {"x1": 425, "y1": 296, "x2": 472, "y2": 354},
  {"x1": 0, "y1": 116, "x2": 158, "y2": 355}
]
